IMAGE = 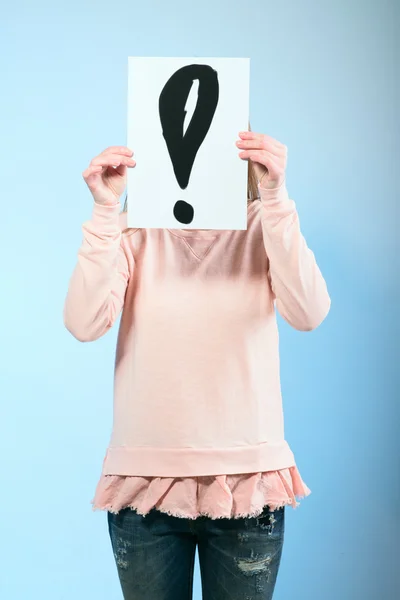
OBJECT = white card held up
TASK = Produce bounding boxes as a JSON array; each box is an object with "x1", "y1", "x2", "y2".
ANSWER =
[{"x1": 127, "y1": 57, "x2": 250, "y2": 230}]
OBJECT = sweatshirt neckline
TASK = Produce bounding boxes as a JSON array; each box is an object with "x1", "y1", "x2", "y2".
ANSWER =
[{"x1": 167, "y1": 200, "x2": 259, "y2": 238}]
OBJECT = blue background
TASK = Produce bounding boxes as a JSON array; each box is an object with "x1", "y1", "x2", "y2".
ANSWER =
[{"x1": 1, "y1": 1, "x2": 398, "y2": 598}]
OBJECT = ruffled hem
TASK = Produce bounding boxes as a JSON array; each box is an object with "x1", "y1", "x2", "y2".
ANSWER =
[{"x1": 91, "y1": 466, "x2": 311, "y2": 520}]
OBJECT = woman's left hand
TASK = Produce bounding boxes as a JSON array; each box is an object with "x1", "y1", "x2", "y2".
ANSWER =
[{"x1": 236, "y1": 131, "x2": 287, "y2": 190}]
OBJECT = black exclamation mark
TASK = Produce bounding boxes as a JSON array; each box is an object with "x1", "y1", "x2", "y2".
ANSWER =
[{"x1": 159, "y1": 64, "x2": 219, "y2": 225}]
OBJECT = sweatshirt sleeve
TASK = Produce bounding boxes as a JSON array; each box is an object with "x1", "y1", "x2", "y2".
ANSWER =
[
  {"x1": 63, "y1": 202, "x2": 131, "y2": 342},
  {"x1": 259, "y1": 181, "x2": 331, "y2": 331}
]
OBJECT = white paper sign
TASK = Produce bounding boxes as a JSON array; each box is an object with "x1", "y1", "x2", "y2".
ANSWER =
[{"x1": 127, "y1": 57, "x2": 250, "y2": 230}]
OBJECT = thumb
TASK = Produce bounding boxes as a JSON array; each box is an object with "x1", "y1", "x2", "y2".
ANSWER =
[
  {"x1": 115, "y1": 164, "x2": 127, "y2": 177},
  {"x1": 252, "y1": 161, "x2": 268, "y2": 183}
]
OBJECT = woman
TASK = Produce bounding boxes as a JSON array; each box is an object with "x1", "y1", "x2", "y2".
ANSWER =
[{"x1": 64, "y1": 129, "x2": 330, "y2": 599}]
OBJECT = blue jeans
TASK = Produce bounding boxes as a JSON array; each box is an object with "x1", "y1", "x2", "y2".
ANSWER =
[{"x1": 108, "y1": 504, "x2": 285, "y2": 599}]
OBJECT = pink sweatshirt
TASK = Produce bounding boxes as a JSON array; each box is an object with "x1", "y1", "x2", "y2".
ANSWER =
[{"x1": 65, "y1": 182, "x2": 330, "y2": 489}]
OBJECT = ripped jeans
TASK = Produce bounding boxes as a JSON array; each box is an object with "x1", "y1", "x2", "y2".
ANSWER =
[{"x1": 108, "y1": 505, "x2": 285, "y2": 600}]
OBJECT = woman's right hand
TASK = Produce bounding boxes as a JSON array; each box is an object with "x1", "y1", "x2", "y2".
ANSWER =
[{"x1": 82, "y1": 146, "x2": 136, "y2": 206}]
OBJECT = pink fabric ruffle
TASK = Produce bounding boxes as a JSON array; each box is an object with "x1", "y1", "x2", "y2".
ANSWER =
[{"x1": 91, "y1": 466, "x2": 311, "y2": 519}]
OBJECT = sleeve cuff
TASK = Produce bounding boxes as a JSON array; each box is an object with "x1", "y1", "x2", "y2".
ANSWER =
[
  {"x1": 258, "y1": 180, "x2": 289, "y2": 204},
  {"x1": 91, "y1": 201, "x2": 122, "y2": 228}
]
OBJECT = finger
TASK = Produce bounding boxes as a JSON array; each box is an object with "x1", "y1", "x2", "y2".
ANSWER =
[
  {"x1": 239, "y1": 131, "x2": 285, "y2": 152},
  {"x1": 91, "y1": 154, "x2": 136, "y2": 168},
  {"x1": 236, "y1": 137, "x2": 286, "y2": 157},
  {"x1": 239, "y1": 148, "x2": 282, "y2": 165},
  {"x1": 94, "y1": 152, "x2": 135, "y2": 165},
  {"x1": 100, "y1": 146, "x2": 134, "y2": 157},
  {"x1": 238, "y1": 136, "x2": 286, "y2": 157},
  {"x1": 236, "y1": 137, "x2": 264, "y2": 150},
  {"x1": 238, "y1": 130, "x2": 262, "y2": 142},
  {"x1": 106, "y1": 159, "x2": 136, "y2": 176},
  {"x1": 82, "y1": 165, "x2": 103, "y2": 179},
  {"x1": 261, "y1": 133, "x2": 284, "y2": 148},
  {"x1": 115, "y1": 163, "x2": 127, "y2": 176}
]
